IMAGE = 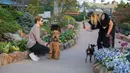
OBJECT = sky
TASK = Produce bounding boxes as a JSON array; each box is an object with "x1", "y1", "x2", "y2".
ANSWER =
[{"x1": 77, "y1": 0, "x2": 130, "y2": 4}]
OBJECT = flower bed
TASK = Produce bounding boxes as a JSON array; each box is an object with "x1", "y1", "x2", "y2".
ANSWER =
[
  {"x1": 43, "y1": 34, "x2": 77, "y2": 50},
  {"x1": 0, "y1": 51, "x2": 28, "y2": 66},
  {"x1": 0, "y1": 39, "x2": 27, "y2": 53},
  {"x1": 0, "y1": 29, "x2": 78, "y2": 66},
  {"x1": 116, "y1": 33, "x2": 130, "y2": 42},
  {"x1": 93, "y1": 48, "x2": 130, "y2": 73},
  {"x1": 0, "y1": 39, "x2": 28, "y2": 66},
  {"x1": 43, "y1": 29, "x2": 77, "y2": 50}
]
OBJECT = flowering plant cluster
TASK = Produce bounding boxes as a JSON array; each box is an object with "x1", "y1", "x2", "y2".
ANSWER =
[{"x1": 94, "y1": 48, "x2": 130, "y2": 73}]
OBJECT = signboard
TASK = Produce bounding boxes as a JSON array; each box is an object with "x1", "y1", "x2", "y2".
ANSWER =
[{"x1": 39, "y1": 11, "x2": 51, "y2": 18}]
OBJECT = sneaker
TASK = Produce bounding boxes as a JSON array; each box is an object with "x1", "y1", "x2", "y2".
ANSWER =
[
  {"x1": 35, "y1": 55, "x2": 40, "y2": 60},
  {"x1": 29, "y1": 53, "x2": 39, "y2": 61}
]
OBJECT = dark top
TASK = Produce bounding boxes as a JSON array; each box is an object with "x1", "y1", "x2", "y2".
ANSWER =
[
  {"x1": 88, "y1": 21, "x2": 107, "y2": 36},
  {"x1": 88, "y1": 13, "x2": 115, "y2": 37},
  {"x1": 27, "y1": 24, "x2": 46, "y2": 48}
]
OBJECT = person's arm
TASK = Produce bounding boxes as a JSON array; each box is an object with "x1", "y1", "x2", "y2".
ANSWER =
[
  {"x1": 33, "y1": 26, "x2": 47, "y2": 46},
  {"x1": 106, "y1": 20, "x2": 114, "y2": 36}
]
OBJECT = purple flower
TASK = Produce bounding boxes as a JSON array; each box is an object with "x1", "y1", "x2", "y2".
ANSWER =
[
  {"x1": 121, "y1": 42, "x2": 128, "y2": 47},
  {"x1": 117, "y1": 27, "x2": 121, "y2": 33}
]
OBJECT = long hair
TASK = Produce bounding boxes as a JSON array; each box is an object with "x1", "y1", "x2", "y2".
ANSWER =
[
  {"x1": 100, "y1": 13, "x2": 110, "y2": 27},
  {"x1": 88, "y1": 12, "x2": 98, "y2": 26},
  {"x1": 90, "y1": 13, "x2": 98, "y2": 25}
]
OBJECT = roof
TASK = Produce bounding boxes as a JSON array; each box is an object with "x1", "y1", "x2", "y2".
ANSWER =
[
  {"x1": 64, "y1": 12, "x2": 80, "y2": 15},
  {"x1": 0, "y1": 0, "x2": 14, "y2": 5}
]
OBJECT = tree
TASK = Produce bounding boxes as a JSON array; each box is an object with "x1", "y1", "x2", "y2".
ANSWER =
[
  {"x1": 113, "y1": 7, "x2": 130, "y2": 24},
  {"x1": 57, "y1": 0, "x2": 79, "y2": 13},
  {"x1": 40, "y1": 0, "x2": 54, "y2": 12},
  {"x1": 113, "y1": 2, "x2": 130, "y2": 24},
  {"x1": 115, "y1": 0, "x2": 126, "y2": 10},
  {"x1": 12, "y1": 0, "x2": 26, "y2": 11},
  {"x1": 48, "y1": 0, "x2": 80, "y2": 28},
  {"x1": 26, "y1": 0, "x2": 40, "y2": 16}
]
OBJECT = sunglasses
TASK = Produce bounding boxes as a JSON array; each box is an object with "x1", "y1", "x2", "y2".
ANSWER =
[{"x1": 41, "y1": 20, "x2": 43, "y2": 22}]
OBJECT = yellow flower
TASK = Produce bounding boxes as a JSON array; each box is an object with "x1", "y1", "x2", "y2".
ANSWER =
[
  {"x1": 59, "y1": 40, "x2": 61, "y2": 43},
  {"x1": 73, "y1": 33, "x2": 75, "y2": 36}
]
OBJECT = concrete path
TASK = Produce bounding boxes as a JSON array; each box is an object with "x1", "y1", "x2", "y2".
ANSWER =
[{"x1": 0, "y1": 22, "x2": 130, "y2": 73}]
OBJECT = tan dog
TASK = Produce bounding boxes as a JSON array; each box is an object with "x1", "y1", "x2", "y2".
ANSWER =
[{"x1": 48, "y1": 30, "x2": 60, "y2": 60}]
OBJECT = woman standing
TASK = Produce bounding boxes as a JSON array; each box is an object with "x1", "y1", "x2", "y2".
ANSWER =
[{"x1": 85, "y1": 12, "x2": 115, "y2": 49}]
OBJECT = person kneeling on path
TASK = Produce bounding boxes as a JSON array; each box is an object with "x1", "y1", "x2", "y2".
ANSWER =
[{"x1": 27, "y1": 16, "x2": 50, "y2": 61}]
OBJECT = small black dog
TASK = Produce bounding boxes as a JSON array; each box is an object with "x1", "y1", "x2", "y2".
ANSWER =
[{"x1": 85, "y1": 44, "x2": 96, "y2": 63}]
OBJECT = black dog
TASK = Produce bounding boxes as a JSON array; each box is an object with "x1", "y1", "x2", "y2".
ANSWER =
[{"x1": 85, "y1": 44, "x2": 96, "y2": 63}]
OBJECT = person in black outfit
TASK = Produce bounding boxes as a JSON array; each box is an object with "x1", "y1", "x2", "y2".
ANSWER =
[{"x1": 85, "y1": 12, "x2": 115, "y2": 49}]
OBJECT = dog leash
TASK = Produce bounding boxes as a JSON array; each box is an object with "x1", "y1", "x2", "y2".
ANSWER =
[{"x1": 46, "y1": 37, "x2": 53, "y2": 46}]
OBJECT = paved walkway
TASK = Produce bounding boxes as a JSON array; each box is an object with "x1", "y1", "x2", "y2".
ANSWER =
[{"x1": 0, "y1": 22, "x2": 130, "y2": 73}]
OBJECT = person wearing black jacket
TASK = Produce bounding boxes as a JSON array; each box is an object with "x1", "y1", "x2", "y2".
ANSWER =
[{"x1": 85, "y1": 12, "x2": 115, "y2": 49}]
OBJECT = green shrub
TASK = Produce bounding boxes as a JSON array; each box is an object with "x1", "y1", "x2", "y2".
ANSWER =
[
  {"x1": 0, "y1": 8, "x2": 14, "y2": 21},
  {"x1": 17, "y1": 12, "x2": 35, "y2": 33},
  {"x1": 120, "y1": 28, "x2": 130, "y2": 36},
  {"x1": 42, "y1": 35, "x2": 51, "y2": 43},
  {"x1": 26, "y1": 4, "x2": 40, "y2": 16},
  {"x1": 73, "y1": 22, "x2": 79, "y2": 29},
  {"x1": 0, "y1": 42, "x2": 11, "y2": 53},
  {"x1": 59, "y1": 29, "x2": 75, "y2": 43},
  {"x1": 41, "y1": 22, "x2": 51, "y2": 34},
  {"x1": 6, "y1": 7, "x2": 24, "y2": 20},
  {"x1": 0, "y1": 21, "x2": 20, "y2": 34},
  {"x1": 60, "y1": 15, "x2": 76, "y2": 28},
  {"x1": 0, "y1": 39, "x2": 27, "y2": 53},
  {"x1": 59, "y1": 33, "x2": 66, "y2": 43},
  {"x1": 117, "y1": 22, "x2": 130, "y2": 36},
  {"x1": 0, "y1": 8, "x2": 20, "y2": 34},
  {"x1": 118, "y1": 23, "x2": 130, "y2": 31},
  {"x1": 11, "y1": 39, "x2": 27, "y2": 52},
  {"x1": 71, "y1": 12, "x2": 87, "y2": 22},
  {"x1": 128, "y1": 24, "x2": 130, "y2": 31}
]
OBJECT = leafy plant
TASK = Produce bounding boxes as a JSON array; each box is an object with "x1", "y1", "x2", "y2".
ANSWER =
[
  {"x1": 59, "y1": 29, "x2": 75, "y2": 43},
  {"x1": 117, "y1": 23, "x2": 130, "y2": 36},
  {"x1": 42, "y1": 35, "x2": 51, "y2": 43},
  {"x1": 113, "y1": 3, "x2": 130, "y2": 24},
  {"x1": 71, "y1": 12, "x2": 88, "y2": 21},
  {"x1": 60, "y1": 15, "x2": 76, "y2": 28},
  {"x1": 17, "y1": 12, "x2": 35, "y2": 33},
  {"x1": 26, "y1": 4, "x2": 40, "y2": 16},
  {"x1": 0, "y1": 40, "x2": 27, "y2": 53},
  {"x1": 118, "y1": 23, "x2": 130, "y2": 31},
  {"x1": 0, "y1": 42, "x2": 11, "y2": 53},
  {"x1": 59, "y1": 33, "x2": 66, "y2": 43},
  {"x1": 11, "y1": 39, "x2": 27, "y2": 52},
  {"x1": 41, "y1": 22, "x2": 51, "y2": 34},
  {"x1": 0, "y1": 8, "x2": 20, "y2": 42},
  {"x1": 5, "y1": 6, "x2": 24, "y2": 20}
]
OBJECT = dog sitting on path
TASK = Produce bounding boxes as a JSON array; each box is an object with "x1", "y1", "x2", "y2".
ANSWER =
[
  {"x1": 85, "y1": 44, "x2": 96, "y2": 63},
  {"x1": 48, "y1": 30, "x2": 60, "y2": 60}
]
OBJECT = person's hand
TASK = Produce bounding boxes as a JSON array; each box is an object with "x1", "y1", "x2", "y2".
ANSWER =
[
  {"x1": 106, "y1": 34, "x2": 110, "y2": 37},
  {"x1": 44, "y1": 42, "x2": 48, "y2": 46},
  {"x1": 84, "y1": 26, "x2": 89, "y2": 30}
]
